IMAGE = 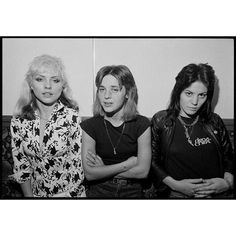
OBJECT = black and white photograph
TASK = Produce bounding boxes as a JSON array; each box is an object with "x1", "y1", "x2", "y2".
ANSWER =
[
  {"x1": 1, "y1": 1, "x2": 235, "y2": 236},
  {"x1": 2, "y1": 38, "x2": 234, "y2": 199}
]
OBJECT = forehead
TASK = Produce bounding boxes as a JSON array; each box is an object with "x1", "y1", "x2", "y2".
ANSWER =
[
  {"x1": 101, "y1": 74, "x2": 120, "y2": 86},
  {"x1": 34, "y1": 66, "x2": 60, "y2": 76},
  {"x1": 184, "y1": 81, "x2": 208, "y2": 93}
]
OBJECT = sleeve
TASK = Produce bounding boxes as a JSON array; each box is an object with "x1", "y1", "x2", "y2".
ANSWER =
[
  {"x1": 136, "y1": 115, "x2": 151, "y2": 138},
  {"x1": 150, "y1": 112, "x2": 168, "y2": 187},
  {"x1": 10, "y1": 117, "x2": 33, "y2": 183},
  {"x1": 68, "y1": 113, "x2": 85, "y2": 196},
  {"x1": 216, "y1": 114, "x2": 234, "y2": 174},
  {"x1": 80, "y1": 118, "x2": 97, "y2": 140}
]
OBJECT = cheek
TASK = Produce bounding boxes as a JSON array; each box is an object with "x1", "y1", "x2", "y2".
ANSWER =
[
  {"x1": 117, "y1": 96, "x2": 125, "y2": 105},
  {"x1": 179, "y1": 96, "x2": 187, "y2": 108},
  {"x1": 31, "y1": 84, "x2": 42, "y2": 93},
  {"x1": 97, "y1": 93, "x2": 103, "y2": 102},
  {"x1": 54, "y1": 85, "x2": 64, "y2": 93},
  {"x1": 199, "y1": 98, "x2": 207, "y2": 107}
]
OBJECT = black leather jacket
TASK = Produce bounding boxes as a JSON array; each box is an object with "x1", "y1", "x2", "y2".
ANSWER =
[{"x1": 151, "y1": 110, "x2": 234, "y2": 189}]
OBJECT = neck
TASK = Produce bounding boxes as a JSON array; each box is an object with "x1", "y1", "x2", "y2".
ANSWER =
[
  {"x1": 36, "y1": 101, "x2": 56, "y2": 119},
  {"x1": 179, "y1": 111, "x2": 199, "y2": 119},
  {"x1": 104, "y1": 112, "x2": 124, "y2": 127},
  {"x1": 104, "y1": 106, "x2": 124, "y2": 125}
]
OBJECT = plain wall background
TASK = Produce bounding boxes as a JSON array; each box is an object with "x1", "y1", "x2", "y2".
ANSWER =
[
  {"x1": 3, "y1": 38, "x2": 234, "y2": 118},
  {"x1": 3, "y1": 38, "x2": 94, "y2": 116}
]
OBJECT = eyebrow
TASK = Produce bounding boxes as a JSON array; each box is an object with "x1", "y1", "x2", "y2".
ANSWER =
[
  {"x1": 185, "y1": 89, "x2": 207, "y2": 94},
  {"x1": 99, "y1": 85, "x2": 120, "y2": 88},
  {"x1": 35, "y1": 75, "x2": 59, "y2": 78}
]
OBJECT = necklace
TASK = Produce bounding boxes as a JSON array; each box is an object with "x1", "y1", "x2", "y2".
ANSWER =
[
  {"x1": 103, "y1": 119, "x2": 126, "y2": 155},
  {"x1": 178, "y1": 116, "x2": 199, "y2": 147}
]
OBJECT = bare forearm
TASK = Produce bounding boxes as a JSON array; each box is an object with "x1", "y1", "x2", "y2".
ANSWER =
[
  {"x1": 163, "y1": 176, "x2": 179, "y2": 190},
  {"x1": 116, "y1": 165, "x2": 149, "y2": 179},
  {"x1": 85, "y1": 160, "x2": 134, "y2": 181},
  {"x1": 20, "y1": 180, "x2": 33, "y2": 197}
]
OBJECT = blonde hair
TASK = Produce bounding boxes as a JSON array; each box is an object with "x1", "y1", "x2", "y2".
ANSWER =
[{"x1": 13, "y1": 54, "x2": 78, "y2": 119}]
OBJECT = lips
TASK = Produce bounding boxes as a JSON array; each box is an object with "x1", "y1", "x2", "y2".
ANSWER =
[
  {"x1": 43, "y1": 92, "x2": 53, "y2": 97},
  {"x1": 103, "y1": 102, "x2": 113, "y2": 107},
  {"x1": 188, "y1": 107, "x2": 198, "y2": 112}
]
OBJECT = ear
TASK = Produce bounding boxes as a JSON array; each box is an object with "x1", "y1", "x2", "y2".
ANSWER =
[{"x1": 125, "y1": 94, "x2": 129, "y2": 99}]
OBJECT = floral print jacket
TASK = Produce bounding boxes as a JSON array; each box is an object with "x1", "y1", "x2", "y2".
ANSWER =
[{"x1": 10, "y1": 101, "x2": 85, "y2": 197}]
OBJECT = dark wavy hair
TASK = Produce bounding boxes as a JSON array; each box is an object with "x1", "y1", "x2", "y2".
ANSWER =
[
  {"x1": 167, "y1": 63, "x2": 216, "y2": 122},
  {"x1": 93, "y1": 65, "x2": 138, "y2": 121}
]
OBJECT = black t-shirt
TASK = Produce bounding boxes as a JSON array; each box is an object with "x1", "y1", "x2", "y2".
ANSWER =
[
  {"x1": 167, "y1": 116, "x2": 221, "y2": 180},
  {"x1": 81, "y1": 115, "x2": 150, "y2": 165}
]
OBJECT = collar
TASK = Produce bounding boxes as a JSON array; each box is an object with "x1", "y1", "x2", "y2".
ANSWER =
[{"x1": 34, "y1": 101, "x2": 65, "y2": 119}]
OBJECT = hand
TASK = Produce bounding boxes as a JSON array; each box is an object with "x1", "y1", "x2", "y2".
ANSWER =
[
  {"x1": 86, "y1": 150, "x2": 104, "y2": 167},
  {"x1": 174, "y1": 178, "x2": 207, "y2": 197},
  {"x1": 194, "y1": 178, "x2": 229, "y2": 197}
]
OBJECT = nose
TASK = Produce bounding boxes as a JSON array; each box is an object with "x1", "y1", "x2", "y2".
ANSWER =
[
  {"x1": 44, "y1": 79, "x2": 52, "y2": 89},
  {"x1": 191, "y1": 95, "x2": 198, "y2": 106},
  {"x1": 104, "y1": 89, "x2": 112, "y2": 98}
]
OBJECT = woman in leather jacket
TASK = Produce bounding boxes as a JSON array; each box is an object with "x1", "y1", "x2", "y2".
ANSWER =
[{"x1": 151, "y1": 63, "x2": 234, "y2": 198}]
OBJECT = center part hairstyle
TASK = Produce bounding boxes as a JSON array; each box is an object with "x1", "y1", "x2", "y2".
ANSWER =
[
  {"x1": 93, "y1": 65, "x2": 139, "y2": 121},
  {"x1": 167, "y1": 63, "x2": 216, "y2": 121},
  {"x1": 13, "y1": 54, "x2": 78, "y2": 120}
]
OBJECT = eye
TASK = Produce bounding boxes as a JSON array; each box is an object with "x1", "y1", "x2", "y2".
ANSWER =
[
  {"x1": 185, "y1": 91, "x2": 192, "y2": 97},
  {"x1": 35, "y1": 77, "x2": 43, "y2": 82},
  {"x1": 111, "y1": 87, "x2": 119, "y2": 93},
  {"x1": 98, "y1": 87, "x2": 105, "y2": 92},
  {"x1": 199, "y1": 93, "x2": 207, "y2": 99},
  {"x1": 52, "y1": 78, "x2": 61, "y2": 83}
]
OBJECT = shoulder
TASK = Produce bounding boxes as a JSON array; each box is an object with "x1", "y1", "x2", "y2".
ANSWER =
[
  {"x1": 208, "y1": 112, "x2": 225, "y2": 127},
  {"x1": 10, "y1": 116, "x2": 33, "y2": 135},
  {"x1": 11, "y1": 116, "x2": 30, "y2": 126},
  {"x1": 62, "y1": 106, "x2": 81, "y2": 122},
  {"x1": 136, "y1": 115, "x2": 151, "y2": 124},
  {"x1": 81, "y1": 116, "x2": 103, "y2": 129},
  {"x1": 151, "y1": 110, "x2": 168, "y2": 125},
  {"x1": 128, "y1": 115, "x2": 150, "y2": 137},
  {"x1": 152, "y1": 110, "x2": 167, "y2": 120},
  {"x1": 210, "y1": 112, "x2": 222, "y2": 120}
]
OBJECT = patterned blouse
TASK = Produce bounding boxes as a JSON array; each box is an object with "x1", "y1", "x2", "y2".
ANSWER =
[{"x1": 10, "y1": 101, "x2": 85, "y2": 197}]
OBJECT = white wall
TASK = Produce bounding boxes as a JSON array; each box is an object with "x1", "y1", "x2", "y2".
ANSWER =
[
  {"x1": 3, "y1": 38, "x2": 234, "y2": 118},
  {"x1": 3, "y1": 38, "x2": 94, "y2": 116}
]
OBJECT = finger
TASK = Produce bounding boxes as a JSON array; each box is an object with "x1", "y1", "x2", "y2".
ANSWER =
[
  {"x1": 87, "y1": 161, "x2": 96, "y2": 167},
  {"x1": 87, "y1": 152, "x2": 96, "y2": 160},
  {"x1": 188, "y1": 178, "x2": 204, "y2": 184},
  {"x1": 88, "y1": 150, "x2": 97, "y2": 157},
  {"x1": 86, "y1": 155, "x2": 96, "y2": 164},
  {"x1": 195, "y1": 185, "x2": 214, "y2": 192},
  {"x1": 195, "y1": 189, "x2": 215, "y2": 195},
  {"x1": 195, "y1": 182, "x2": 212, "y2": 188},
  {"x1": 86, "y1": 154, "x2": 95, "y2": 162},
  {"x1": 202, "y1": 179, "x2": 214, "y2": 184},
  {"x1": 194, "y1": 194, "x2": 209, "y2": 198},
  {"x1": 95, "y1": 155, "x2": 102, "y2": 160}
]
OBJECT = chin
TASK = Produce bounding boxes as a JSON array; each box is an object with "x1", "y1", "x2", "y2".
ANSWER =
[
  {"x1": 187, "y1": 111, "x2": 198, "y2": 117},
  {"x1": 39, "y1": 98, "x2": 58, "y2": 106},
  {"x1": 103, "y1": 108, "x2": 114, "y2": 113}
]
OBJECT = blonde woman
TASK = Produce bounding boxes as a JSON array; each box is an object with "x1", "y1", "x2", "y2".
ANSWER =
[{"x1": 10, "y1": 54, "x2": 85, "y2": 197}]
